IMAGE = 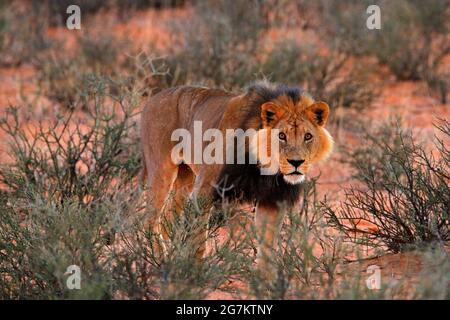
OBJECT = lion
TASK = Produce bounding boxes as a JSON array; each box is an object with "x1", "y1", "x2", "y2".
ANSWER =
[{"x1": 140, "y1": 81, "x2": 333, "y2": 272}]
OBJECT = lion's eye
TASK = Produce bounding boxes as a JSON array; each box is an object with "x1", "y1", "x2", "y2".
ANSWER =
[
  {"x1": 304, "y1": 133, "x2": 313, "y2": 141},
  {"x1": 279, "y1": 132, "x2": 286, "y2": 141}
]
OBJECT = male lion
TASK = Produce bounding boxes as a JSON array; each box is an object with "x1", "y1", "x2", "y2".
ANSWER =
[{"x1": 140, "y1": 81, "x2": 333, "y2": 272}]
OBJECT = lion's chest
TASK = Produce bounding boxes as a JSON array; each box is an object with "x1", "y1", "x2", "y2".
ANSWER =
[{"x1": 212, "y1": 163, "x2": 302, "y2": 207}]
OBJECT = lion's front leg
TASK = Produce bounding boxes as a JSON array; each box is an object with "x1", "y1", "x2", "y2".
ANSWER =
[{"x1": 254, "y1": 203, "x2": 285, "y2": 279}]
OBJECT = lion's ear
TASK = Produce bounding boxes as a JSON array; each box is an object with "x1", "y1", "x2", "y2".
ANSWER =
[
  {"x1": 306, "y1": 101, "x2": 329, "y2": 126},
  {"x1": 261, "y1": 102, "x2": 285, "y2": 126}
]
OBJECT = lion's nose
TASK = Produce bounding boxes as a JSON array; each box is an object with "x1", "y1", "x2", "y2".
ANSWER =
[{"x1": 287, "y1": 159, "x2": 305, "y2": 168}]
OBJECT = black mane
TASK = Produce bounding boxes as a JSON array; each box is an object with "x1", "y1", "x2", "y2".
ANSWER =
[
  {"x1": 213, "y1": 162, "x2": 302, "y2": 208},
  {"x1": 240, "y1": 81, "x2": 306, "y2": 130},
  {"x1": 246, "y1": 81, "x2": 303, "y2": 105},
  {"x1": 212, "y1": 81, "x2": 304, "y2": 208}
]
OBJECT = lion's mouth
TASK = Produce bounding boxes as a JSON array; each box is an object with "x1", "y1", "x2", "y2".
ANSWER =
[
  {"x1": 287, "y1": 171, "x2": 303, "y2": 176},
  {"x1": 283, "y1": 171, "x2": 305, "y2": 185}
]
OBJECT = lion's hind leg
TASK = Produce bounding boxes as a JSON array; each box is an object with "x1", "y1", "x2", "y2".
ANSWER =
[
  {"x1": 171, "y1": 164, "x2": 211, "y2": 259},
  {"x1": 171, "y1": 163, "x2": 196, "y2": 214},
  {"x1": 144, "y1": 158, "x2": 178, "y2": 253},
  {"x1": 145, "y1": 161, "x2": 198, "y2": 255}
]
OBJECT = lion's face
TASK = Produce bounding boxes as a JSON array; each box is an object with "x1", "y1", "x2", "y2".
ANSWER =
[{"x1": 258, "y1": 94, "x2": 333, "y2": 185}]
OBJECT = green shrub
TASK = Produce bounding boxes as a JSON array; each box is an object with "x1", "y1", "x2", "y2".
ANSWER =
[
  {"x1": 0, "y1": 78, "x2": 247, "y2": 299},
  {"x1": 166, "y1": 0, "x2": 267, "y2": 88},
  {"x1": 321, "y1": 0, "x2": 378, "y2": 55},
  {"x1": 0, "y1": 78, "x2": 141, "y2": 205},
  {"x1": 372, "y1": 0, "x2": 449, "y2": 81},
  {"x1": 244, "y1": 172, "x2": 449, "y2": 300},
  {"x1": 0, "y1": 77, "x2": 140, "y2": 298},
  {"x1": 34, "y1": 28, "x2": 126, "y2": 106},
  {"x1": 323, "y1": 0, "x2": 449, "y2": 102},
  {"x1": 0, "y1": 1, "x2": 52, "y2": 66},
  {"x1": 324, "y1": 119, "x2": 450, "y2": 253},
  {"x1": 1, "y1": 105, "x2": 448, "y2": 298},
  {"x1": 412, "y1": 247, "x2": 450, "y2": 299},
  {"x1": 0, "y1": 190, "x2": 136, "y2": 299},
  {"x1": 35, "y1": 29, "x2": 171, "y2": 108},
  {"x1": 245, "y1": 178, "x2": 353, "y2": 299},
  {"x1": 260, "y1": 40, "x2": 376, "y2": 112},
  {"x1": 36, "y1": 0, "x2": 186, "y2": 26}
]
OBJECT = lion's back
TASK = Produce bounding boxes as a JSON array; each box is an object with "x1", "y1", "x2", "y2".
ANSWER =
[{"x1": 142, "y1": 85, "x2": 235, "y2": 132}]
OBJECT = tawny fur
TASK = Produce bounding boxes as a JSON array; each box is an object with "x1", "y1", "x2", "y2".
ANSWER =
[{"x1": 140, "y1": 82, "x2": 333, "y2": 272}]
